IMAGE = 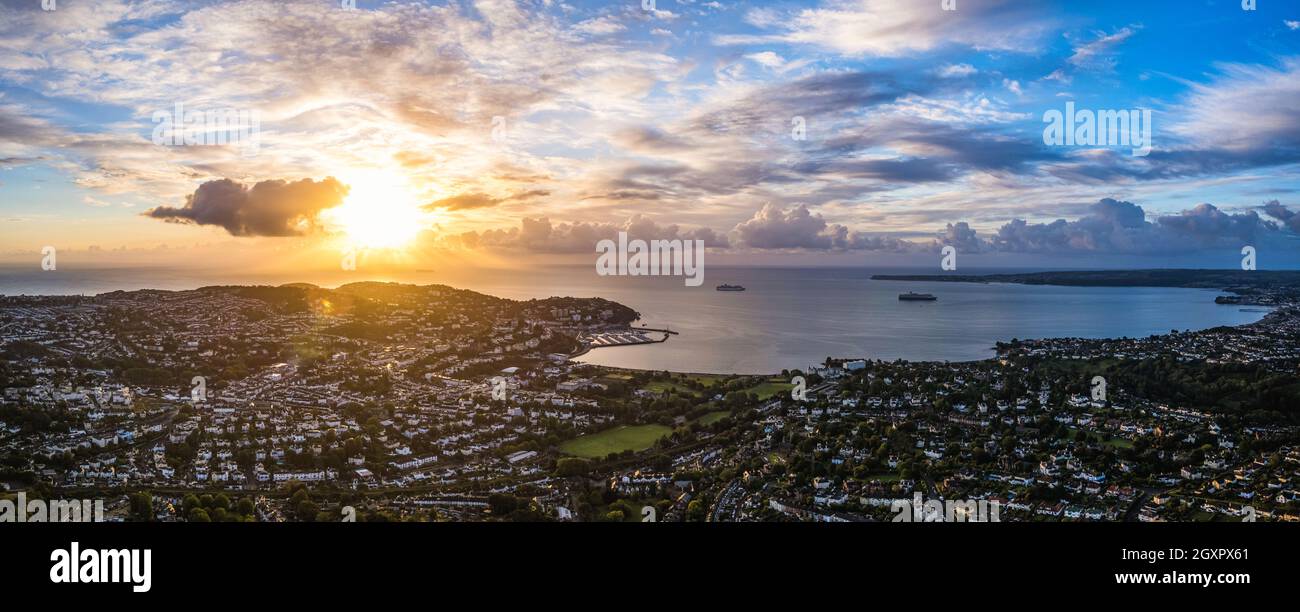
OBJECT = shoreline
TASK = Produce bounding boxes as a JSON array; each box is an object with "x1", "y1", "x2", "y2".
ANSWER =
[
  {"x1": 576, "y1": 273, "x2": 1295, "y2": 376},
  {"x1": 5, "y1": 272, "x2": 1292, "y2": 377}
]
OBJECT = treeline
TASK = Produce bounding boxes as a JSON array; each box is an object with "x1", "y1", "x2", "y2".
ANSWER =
[{"x1": 1033, "y1": 356, "x2": 1300, "y2": 424}]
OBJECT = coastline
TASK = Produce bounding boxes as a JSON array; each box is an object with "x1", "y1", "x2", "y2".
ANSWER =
[
  {"x1": 4, "y1": 269, "x2": 1292, "y2": 376},
  {"x1": 579, "y1": 270, "x2": 1296, "y2": 376}
]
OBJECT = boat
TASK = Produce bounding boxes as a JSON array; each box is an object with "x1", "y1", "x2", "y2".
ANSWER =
[
  {"x1": 898, "y1": 292, "x2": 937, "y2": 301},
  {"x1": 716, "y1": 284, "x2": 746, "y2": 291}
]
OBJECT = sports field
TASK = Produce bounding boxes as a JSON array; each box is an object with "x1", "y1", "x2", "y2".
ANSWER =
[{"x1": 559, "y1": 424, "x2": 673, "y2": 458}]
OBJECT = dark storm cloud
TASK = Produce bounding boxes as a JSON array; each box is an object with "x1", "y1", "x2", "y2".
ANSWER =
[{"x1": 145, "y1": 177, "x2": 348, "y2": 237}]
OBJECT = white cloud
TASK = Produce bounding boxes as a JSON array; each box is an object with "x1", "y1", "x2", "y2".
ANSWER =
[
  {"x1": 716, "y1": 0, "x2": 1051, "y2": 58},
  {"x1": 938, "y1": 63, "x2": 977, "y2": 78},
  {"x1": 1169, "y1": 57, "x2": 1300, "y2": 153},
  {"x1": 573, "y1": 16, "x2": 626, "y2": 35},
  {"x1": 1066, "y1": 25, "x2": 1139, "y2": 71},
  {"x1": 745, "y1": 51, "x2": 785, "y2": 69}
]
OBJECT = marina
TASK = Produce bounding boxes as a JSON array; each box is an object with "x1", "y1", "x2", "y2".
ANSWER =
[{"x1": 580, "y1": 328, "x2": 672, "y2": 349}]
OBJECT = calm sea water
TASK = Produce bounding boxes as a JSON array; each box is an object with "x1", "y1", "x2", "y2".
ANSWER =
[{"x1": 0, "y1": 265, "x2": 1266, "y2": 374}]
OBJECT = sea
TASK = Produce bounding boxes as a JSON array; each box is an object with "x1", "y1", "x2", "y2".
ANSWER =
[{"x1": 0, "y1": 264, "x2": 1267, "y2": 374}]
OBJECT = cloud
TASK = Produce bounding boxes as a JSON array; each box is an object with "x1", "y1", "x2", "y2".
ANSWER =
[
  {"x1": 1054, "y1": 57, "x2": 1300, "y2": 183},
  {"x1": 939, "y1": 221, "x2": 987, "y2": 253},
  {"x1": 733, "y1": 204, "x2": 838, "y2": 249},
  {"x1": 424, "y1": 189, "x2": 550, "y2": 211},
  {"x1": 937, "y1": 63, "x2": 977, "y2": 78},
  {"x1": 1155, "y1": 203, "x2": 1273, "y2": 245},
  {"x1": 450, "y1": 214, "x2": 729, "y2": 253},
  {"x1": 145, "y1": 177, "x2": 348, "y2": 237},
  {"x1": 745, "y1": 51, "x2": 786, "y2": 69},
  {"x1": 1066, "y1": 26, "x2": 1139, "y2": 72},
  {"x1": 573, "y1": 16, "x2": 626, "y2": 35},
  {"x1": 715, "y1": 0, "x2": 1051, "y2": 58},
  {"x1": 987, "y1": 198, "x2": 1281, "y2": 255},
  {"x1": 1263, "y1": 200, "x2": 1300, "y2": 233},
  {"x1": 1168, "y1": 57, "x2": 1300, "y2": 157},
  {"x1": 442, "y1": 196, "x2": 1300, "y2": 258},
  {"x1": 4, "y1": 0, "x2": 1300, "y2": 266},
  {"x1": 732, "y1": 204, "x2": 919, "y2": 251}
]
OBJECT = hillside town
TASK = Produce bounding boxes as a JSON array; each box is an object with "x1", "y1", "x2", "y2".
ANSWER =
[{"x1": 1, "y1": 282, "x2": 1298, "y2": 523}]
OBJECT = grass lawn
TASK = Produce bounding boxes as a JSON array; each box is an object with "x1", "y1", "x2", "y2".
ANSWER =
[
  {"x1": 643, "y1": 380, "x2": 690, "y2": 394},
  {"x1": 560, "y1": 424, "x2": 673, "y2": 458},
  {"x1": 744, "y1": 378, "x2": 793, "y2": 400},
  {"x1": 683, "y1": 373, "x2": 728, "y2": 385},
  {"x1": 642, "y1": 373, "x2": 730, "y2": 395},
  {"x1": 1102, "y1": 436, "x2": 1135, "y2": 450},
  {"x1": 694, "y1": 411, "x2": 730, "y2": 426}
]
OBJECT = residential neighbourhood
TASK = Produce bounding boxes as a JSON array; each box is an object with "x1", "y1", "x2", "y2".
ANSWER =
[{"x1": 2, "y1": 281, "x2": 1298, "y2": 523}]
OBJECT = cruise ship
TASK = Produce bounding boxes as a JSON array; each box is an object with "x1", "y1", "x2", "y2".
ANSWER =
[
  {"x1": 898, "y1": 292, "x2": 937, "y2": 301},
  {"x1": 716, "y1": 284, "x2": 746, "y2": 291}
]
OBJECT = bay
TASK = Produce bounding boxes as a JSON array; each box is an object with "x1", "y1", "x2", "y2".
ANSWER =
[{"x1": 0, "y1": 264, "x2": 1265, "y2": 374}]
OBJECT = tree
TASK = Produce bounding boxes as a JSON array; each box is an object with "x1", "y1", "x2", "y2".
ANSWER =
[
  {"x1": 129, "y1": 492, "x2": 153, "y2": 521},
  {"x1": 296, "y1": 499, "x2": 318, "y2": 522},
  {"x1": 488, "y1": 493, "x2": 520, "y2": 516},
  {"x1": 555, "y1": 457, "x2": 592, "y2": 477}
]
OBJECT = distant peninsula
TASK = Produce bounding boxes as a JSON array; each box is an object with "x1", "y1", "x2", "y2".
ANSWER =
[{"x1": 871, "y1": 269, "x2": 1300, "y2": 290}]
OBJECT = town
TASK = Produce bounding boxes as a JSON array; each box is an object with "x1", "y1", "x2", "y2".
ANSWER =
[{"x1": 1, "y1": 281, "x2": 1298, "y2": 523}]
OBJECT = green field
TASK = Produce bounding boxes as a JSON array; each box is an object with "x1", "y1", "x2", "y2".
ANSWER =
[
  {"x1": 693, "y1": 411, "x2": 730, "y2": 426},
  {"x1": 1102, "y1": 436, "x2": 1135, "y2": 450},
  {"x1": 642, "y1": 373, "x2": 729, "y2": 395},
  {"x1": 560, "y1": 425, "x2": 673, "y2": 458},
  {"x1": 643, "y1": 380, "x2": 690, "y2": 394},
  {"x1": 744, "y1": 378, "x2": 793, "y2": 400}
]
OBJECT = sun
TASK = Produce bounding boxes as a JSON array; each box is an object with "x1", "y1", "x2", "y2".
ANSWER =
[{"x1": 326, "y1": 170, "x2": 427, "y2": 249}]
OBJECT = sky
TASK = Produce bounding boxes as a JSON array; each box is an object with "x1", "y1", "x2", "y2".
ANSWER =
[{"x1": 2, "y1": 0, "x2": 1300, "y2": 273}]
